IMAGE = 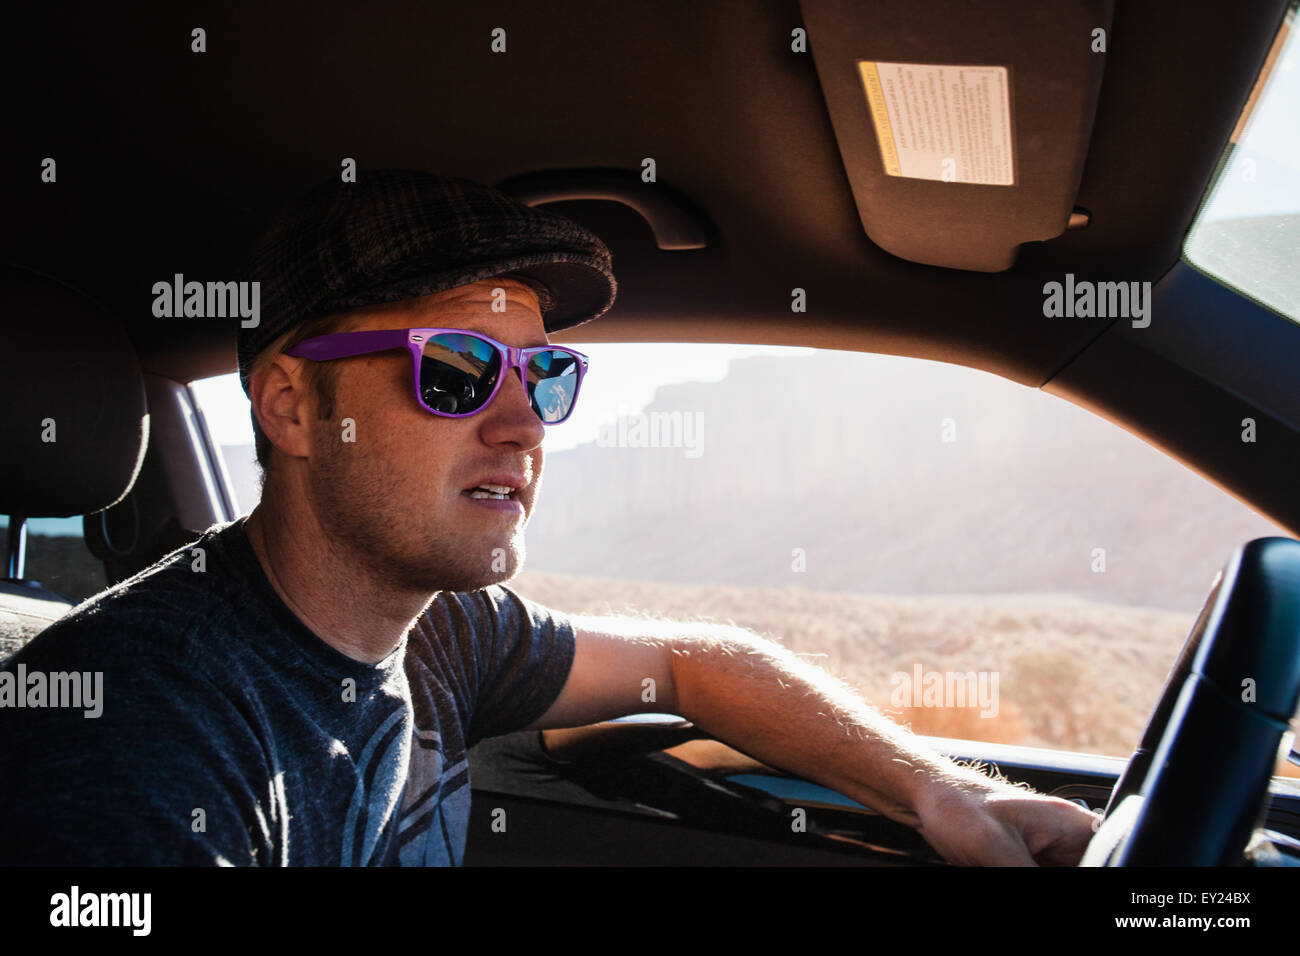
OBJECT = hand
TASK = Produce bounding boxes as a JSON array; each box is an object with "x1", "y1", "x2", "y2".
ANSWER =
[{"x1": 913, "y1": 774, "x2": 1100, "y2": 866}]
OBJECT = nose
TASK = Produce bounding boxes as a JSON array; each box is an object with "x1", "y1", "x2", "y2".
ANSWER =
[{"x1": 479, "y1": 365, "x2": 545, "y2": 450}]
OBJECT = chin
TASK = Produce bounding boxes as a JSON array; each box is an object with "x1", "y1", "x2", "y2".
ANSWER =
[
  {"x1": 412, "y1": 539, "x2": 525, "y2": 594},
  {"x1": 478, "y1": 566, "x2": 520, "y2": 590}
]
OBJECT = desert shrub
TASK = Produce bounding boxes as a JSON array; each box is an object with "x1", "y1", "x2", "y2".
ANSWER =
[{"x1": 1004, "y1": 651, "x2": 1135, "y2": 752}]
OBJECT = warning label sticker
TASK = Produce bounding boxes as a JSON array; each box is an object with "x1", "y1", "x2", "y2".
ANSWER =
[{"x1": 858, "y1": 61, "x2": 1014, "y2": 186}]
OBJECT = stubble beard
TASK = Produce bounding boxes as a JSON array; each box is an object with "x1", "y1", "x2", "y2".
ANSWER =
[{"x1": 308, "y1": 430, "x2": 526, "y2": 595}]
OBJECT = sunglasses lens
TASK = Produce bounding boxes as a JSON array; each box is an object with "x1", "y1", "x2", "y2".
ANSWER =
[
  {"x1": 527, "y1": 350, "x2": 581, "y2": 423},
  {"x1": 419, "y1": 334, "x2": 501, "y2": 415}
]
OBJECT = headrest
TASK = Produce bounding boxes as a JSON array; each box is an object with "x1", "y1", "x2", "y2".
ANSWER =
[{"x1": 0, "y1": 266, "x2": 148, "y2": 517}]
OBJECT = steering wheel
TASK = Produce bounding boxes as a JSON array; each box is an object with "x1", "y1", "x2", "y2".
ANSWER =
[{"x1": 1083, "y1": 537, "x2": 1300, "y2": 866}]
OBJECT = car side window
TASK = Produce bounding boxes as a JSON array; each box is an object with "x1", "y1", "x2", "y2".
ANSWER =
[
  {"x1": 1, "y1": 515, "x2": 108, "y2": 604},
  {"x1": 190, "y1": 345, "x2": 1296, "y2": 777}
]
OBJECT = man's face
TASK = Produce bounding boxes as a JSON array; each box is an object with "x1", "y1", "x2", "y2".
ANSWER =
[{"x1": 302, "y1": 279, "x2": 551, "y2": 594}]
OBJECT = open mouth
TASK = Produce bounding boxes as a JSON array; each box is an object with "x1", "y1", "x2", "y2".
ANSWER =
[{"x1": 462, "y1": 483, "x2": 518, "y2": 501}]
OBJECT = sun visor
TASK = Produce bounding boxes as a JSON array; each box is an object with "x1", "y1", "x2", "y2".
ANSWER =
[{"x1": 802, "y1": 0, "x2": 1113, "y2": 271}]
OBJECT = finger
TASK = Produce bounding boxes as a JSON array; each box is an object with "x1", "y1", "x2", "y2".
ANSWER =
[{"x1": 1020, "y1": 803, "x2": 1099, "y2": 865}]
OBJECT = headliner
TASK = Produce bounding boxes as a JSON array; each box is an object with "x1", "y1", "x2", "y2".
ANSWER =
[{"x1": 4, "y1": 1, "x2": 1288, "y2": 386}]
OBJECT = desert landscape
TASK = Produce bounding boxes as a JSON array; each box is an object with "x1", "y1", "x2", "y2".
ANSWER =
[
  {"x1": 511, "y1": 569, "x2": 1188, "y2": 754},
  {"x1": 510, "y1": 569, "x2": 1300, "y2": 779},
  {"x1": 505, "y1": 348, "x2": 1295, "y2": 773}
]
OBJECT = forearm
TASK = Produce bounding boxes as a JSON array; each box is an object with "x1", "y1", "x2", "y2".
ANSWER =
[{"x1": 669, "y1": 627, "x2": 1002, "y2": 828}]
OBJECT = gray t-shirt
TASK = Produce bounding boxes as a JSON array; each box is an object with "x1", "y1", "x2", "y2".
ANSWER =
[{"x1": 0, "y1": 517, "x2": 575, "y2": 866}]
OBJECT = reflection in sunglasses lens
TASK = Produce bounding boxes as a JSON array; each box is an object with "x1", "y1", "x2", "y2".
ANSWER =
[
  {"x1": 529, "y1": 351, "x2": 578, "y2": 423},
  {"x1": 420, "y1": 334, "x2": 501, "y2": 415}
]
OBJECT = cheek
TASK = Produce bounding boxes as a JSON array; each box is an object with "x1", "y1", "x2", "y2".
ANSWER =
[
  {"x1": 334, "y1": 362, "x2": 421, "y2": 453},
  {"x1": 375, "y1": 406, "x2": 472, "y2": 493},
  {"x1": 333, "y1": 362, "x2": 474, "y2": 491}
]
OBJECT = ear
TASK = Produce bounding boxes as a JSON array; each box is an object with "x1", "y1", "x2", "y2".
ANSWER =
[{"x1": 249, "y1": 354, "x2": 314, "y2": 462}]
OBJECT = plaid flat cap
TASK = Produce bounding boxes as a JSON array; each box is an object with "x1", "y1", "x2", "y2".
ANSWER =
[{"x1": 238, "y1": 169, "x2": 616, "y2": 392}]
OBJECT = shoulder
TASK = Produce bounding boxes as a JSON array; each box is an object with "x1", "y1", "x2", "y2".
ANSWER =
[
  {"x1": 7, "y1": 522, "x2": 245, "y2": 675},
  {"x1": 413, "y1": 585, "x2": 576, "y2": 658}
]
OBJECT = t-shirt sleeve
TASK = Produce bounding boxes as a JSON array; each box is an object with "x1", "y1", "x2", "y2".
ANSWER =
[
  {"x1": 0, "y1": 631, "x2": 277, "y2": 866},
  {"x1": 432, "y1": 585, "x2": 577, "y2": 747}
]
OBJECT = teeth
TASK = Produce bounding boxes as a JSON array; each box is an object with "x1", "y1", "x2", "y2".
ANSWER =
[
  {"x1": 469, "y1": 490, "x2": 511, "y2": 500},
  {"x1": 477, "y1": 483, "x2": 515, "y2": 494}
]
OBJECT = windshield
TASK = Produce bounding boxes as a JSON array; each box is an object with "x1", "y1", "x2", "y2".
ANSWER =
[{"x1": 1184, "y1": 2, "x2": 1300, "y2": 324}]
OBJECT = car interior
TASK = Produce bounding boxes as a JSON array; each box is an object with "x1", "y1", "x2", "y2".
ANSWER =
[{"x1": 3, "y1": 0, "x2": 1300, "y2": 866}]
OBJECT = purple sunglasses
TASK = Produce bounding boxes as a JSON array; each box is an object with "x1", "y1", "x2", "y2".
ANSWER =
[{"x1": 287, "y1": 328, "x2": 589, "y2": 424}]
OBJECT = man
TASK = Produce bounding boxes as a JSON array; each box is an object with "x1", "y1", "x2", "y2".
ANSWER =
[{"x1": 0, "y1": 170, "x2": 1098, "y2": 866}]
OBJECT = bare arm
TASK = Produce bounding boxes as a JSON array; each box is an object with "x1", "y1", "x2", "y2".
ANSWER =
[{"x1": 528, "y1": 617, "x2": 1098, "y2": 865}]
